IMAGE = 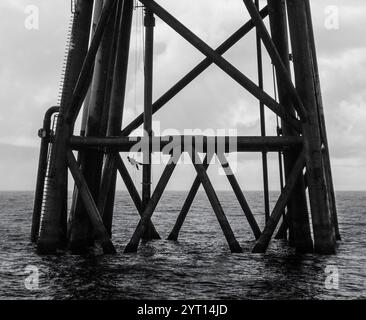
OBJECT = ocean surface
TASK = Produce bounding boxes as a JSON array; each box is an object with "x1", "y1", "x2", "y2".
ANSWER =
[{"x1": 0, "y1": 191, "x2": 365, "y2": 300}]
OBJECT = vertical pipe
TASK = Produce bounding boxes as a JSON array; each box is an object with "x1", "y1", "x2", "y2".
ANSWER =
[
  {"x1": 142, "y1": 9, "x2": 155, "y2": 226},
  {"x1": 37, "y1": 0, "x2": 94, "y2": 254},
  {"x1": 67, "y1": 1, "x2": 103, "y2": 241},
  {"x1": 101, "y1": 0, "x2": 134, "y2": 235},
  {"x1": 69, "y1": 0, "x2": 118, "y2": 253},
  {"x1": 80, "y1": 1, "x2": 103, "y2": 137},
  {"x1": 31, "y1": 106, "x2": 59, "y2": 242},
  {"x1": 304, "y1": 0, "x2": 340, "y2": 241},
  {"x1": 93, "y1": 1, "x2": 124, "y2": 234},
  {"x1": 287, "y1": 0, "x2": 335, "y2": 254},
  {"x1": 255, "y1": 0, "x2": 270, "y2": 224},
  {"x1": 268, "y1": 0, "x2": 313, "y2": 252}
]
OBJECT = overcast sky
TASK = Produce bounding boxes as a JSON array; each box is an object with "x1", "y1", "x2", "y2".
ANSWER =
[{"x1": 0, "y1": 0, "x2": 365, "y2": 191}]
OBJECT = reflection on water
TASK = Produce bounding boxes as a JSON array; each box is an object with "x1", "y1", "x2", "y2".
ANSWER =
[{"x1": 0, "y1": 191, "x2": 365, "y2": 299}]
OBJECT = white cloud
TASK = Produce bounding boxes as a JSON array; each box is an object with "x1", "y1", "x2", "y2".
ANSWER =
[
  {"x1": 0, "y1": 0, "x2": 26, "y2": 12},
  {"x1": 0, "y1": 0, "x2": 365, "y2": 190}
]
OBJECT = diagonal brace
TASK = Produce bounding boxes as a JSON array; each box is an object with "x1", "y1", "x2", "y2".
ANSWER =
[
  {"x1": 124, "y1": 154, "x2": 179, "y2": 253},
  {"x1": 242, "y1": 0, "x2": 307, "y2": 120},
  {"x1": 121, "y1": 6, "x2": 269, "y2": 136},
  {"x1": 167, "y1": 153, "x2": 214, "y2": 241},
  {"x1": 216, "y1": 153, "x2": 261, "y2": 239},
  {"x1": 252, "y1": 149, "x2": 306, "y2": 253},
  {"x1": 115, "y1": 154, "x2": 161, "y2": 239},
  {"x1": 189, "y1": 148, "x2": 243, "y2": 253},
  {"x1": 138, "y1": 0, "x2": 301, "y2": 132},
  {"x1": 67, "y1": 150, "x2": 116, "y2": 254}
]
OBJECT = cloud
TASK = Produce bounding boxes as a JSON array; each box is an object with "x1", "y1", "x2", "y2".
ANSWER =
[
  {"x1": 0, "y1": 0, "x2": 26, "y2": 12},
  {"x1": 319, "y1": 48, "x2": 366, "y2": 168},
  {"x1": 0, "y1": 0, "x2": 365, "y2": 190},
  {"x1": 0, "y1": 0, "x2": 69, "y2": 147}
]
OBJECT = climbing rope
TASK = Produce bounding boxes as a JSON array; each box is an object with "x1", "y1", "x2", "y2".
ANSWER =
[
  {"x1": 132, "y1": 3, "x2": 151, "y2": 189},
  {"x1": 127, "y1": 156, "x2": 143, "y2": 170},
  {"x1": 131, "y1": 2, "x2": 155, "y2": 191},
  {"x1": 132, "y1": 1, "x2": 140, "y2": 187}
]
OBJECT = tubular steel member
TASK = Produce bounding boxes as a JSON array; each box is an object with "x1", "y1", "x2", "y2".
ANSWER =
[
  {"x1": 37, "y1": 0, "x2": 117, "y2": 254},
  {"x1": 98, "y1": 0, "x2": 137, "y2": 237},
  {"x1": 32, "y1": 0, "x2": 338, "y2": 255},
  {"x1": 267, "y1": 0, "x2": 313, "y2": 253},
  {"x1": 167, "y1": 152, "x2": 261, "y2": 242},
  {"x1": 124, "y1": 154, "x2": 180, "y2": 253},
  {"x1": 121, "y1": 6, "x2": 270, "y2": 136},
  {"x1": 98, "y1": 0, "x2": 159, "y2": 241},
  {"x1": 217, "y1": 153, "x2": 262, "y2": 240},
  {"x1": 304, "y1": 0, "x2": 340, "y2": 241},
  {"x1": 69, "y1": 0, "x2": 120, "y2": 254},
  {"x1": 69, "y1": 135, "x2": 304, "y2": 153},
  {"x1": 253, "y1": 150, "x2": 306, "y2": 253},
  {"x1": 37, "y1": 0, "x2": 94, "y2": 254},
  {"x1": 255, "y1": 0, "x2": 270, "y2": 224},
  {"x1": 141, "y1": 9, "x2": 156, "y2": 239},
  {"x1": 243, "y1": 0, "x2": 308, "y2": 121},
  {"x1": 67, "y1": 0, "x2": 103, "y2": 243},
  {"x1": 139, "y1": 0, "x2": 301, "y2": 132},
  {"x1": 31, "y1": 106, "x2": 60, "y2": 242},
  {"x1": 124, "y1": 145, "x2": 243, "y2": 254},
  {"x1": 287, "y1": 0, "x2": 336, "y2": 254},
  {"x1": 189, "y1": 148, "x2": 243, "y2": 253},
  {"x1": 67, "y1": 151, "x2": 116, "y2": 254},
  {"x1": 167, "y1": 154, "x2": 214, "y2": 241}
]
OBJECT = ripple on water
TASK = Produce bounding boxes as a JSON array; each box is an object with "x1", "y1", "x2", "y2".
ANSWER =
[{"x1": 0, "y1": 191, "x2": 365, "y2": 299}]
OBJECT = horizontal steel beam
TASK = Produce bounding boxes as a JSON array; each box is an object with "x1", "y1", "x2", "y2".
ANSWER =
[{"x1": 69, "y1": 135, "x2": 303, "y2": 153}]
